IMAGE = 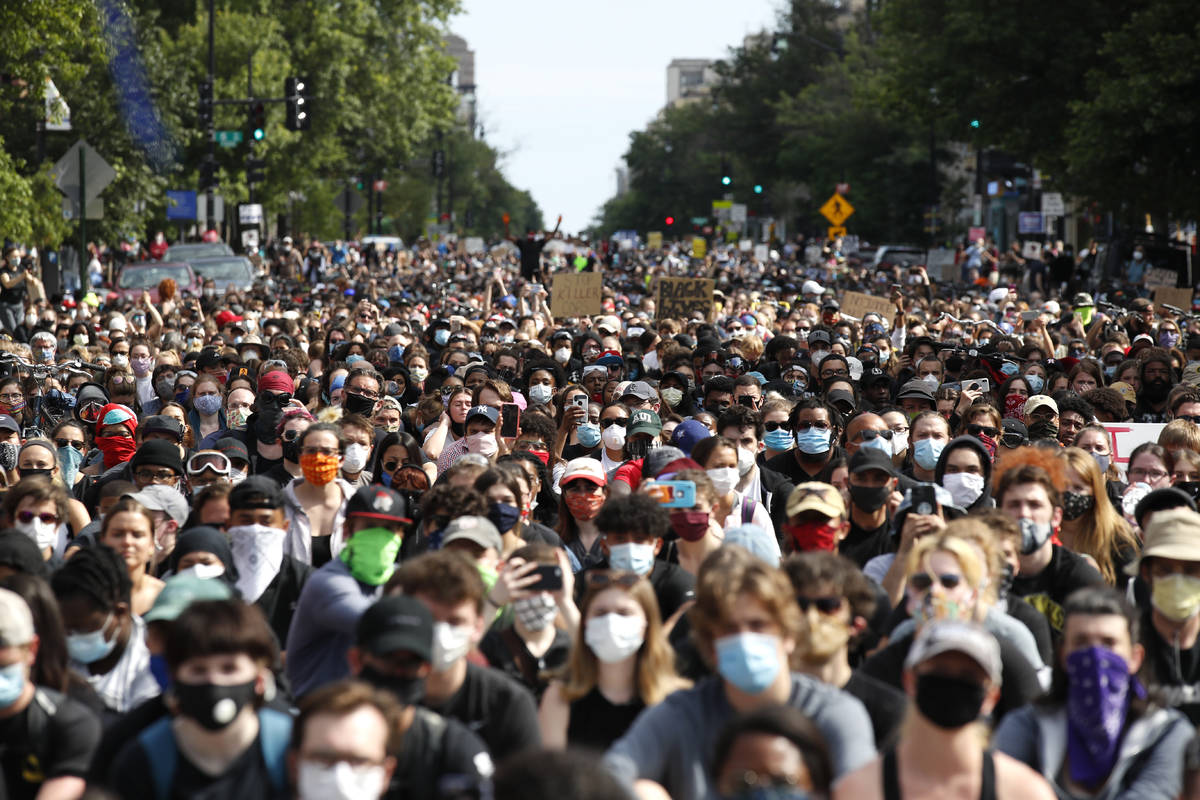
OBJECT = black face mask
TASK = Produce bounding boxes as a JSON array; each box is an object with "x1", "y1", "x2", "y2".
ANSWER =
[
  {"x1": 254, "y1": 405, "x2": 284, "y2": 444},
  {"x1": 849, "y1": 484, "x2": 890, "y2": 513},
  {"x1": 1027, "y1": 419, "x2": 1059, "y2": 442},
  {"x1": 282, "y1": 437, "x2": 301, "y2": 463},
  {"x1": 172, "y1": 679, "x2": 258, "y2": 731},
  {"x1": 1143, "y1": 378, "x2": 1171, "y2": 402},
  {"x1": 1061, "y1": 490, "x2": 1094, "y2": 521},
  {"x1": 1176, "y1": 482, "x2": 1200, "y2": 501},
  {"x1": 497, "y1": 367, "x2": 516, "y2": 384},
  {"x1": 915, "y1": 673, "x2": 986, "y2": 729},
  {"x1": 343, "y1": 391, "x2": 376, "y2": 416},
  {"x1": 359, "y1": 665, "x2": 426, "y2": 706}
]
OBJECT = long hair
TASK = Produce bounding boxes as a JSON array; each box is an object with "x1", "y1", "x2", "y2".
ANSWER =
[
  {"x1": 561, "y1": 572, "x2": 689, "y2": 707},
  {"x1": 1059, "y1": 447, "x2": 1139, "y2": 584},
  {"x1": 905, "y1": 532, "x2": 989, "y2": 622},
  {"x1": 1, "y1": 573, "x2": 78, "y2": 695}
]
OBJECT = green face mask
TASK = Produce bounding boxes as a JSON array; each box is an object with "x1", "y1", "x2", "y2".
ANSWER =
[
  {"x1": 477, "y1": 562, "x2": 498, "y2": 594},
  {"x1": 341, "y1": 527, "x2": 402, "y2": 586}
]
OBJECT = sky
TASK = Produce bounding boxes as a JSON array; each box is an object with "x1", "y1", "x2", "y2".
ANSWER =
[{"x1": 454, "y1": 0, "x2": 783, "y2": 233}]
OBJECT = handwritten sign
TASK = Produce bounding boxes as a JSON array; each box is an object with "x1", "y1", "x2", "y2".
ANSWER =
[
  {"x1": 839, "y1": 290, "x2": 895, "y2": 322},
  {"x1": 657, "y1": 277, "x2": 715, "y2": 321},
  {"x1": 1154, "y1": 287, "x2": 1193, "y2": 312},
  {"x1": 1102, "y1": 422, "x2": 1165, "y2": 478},
  {"x1": 1145, "y1": 267, "x2": 1178, "y2": 288},
  {"x1": 692, "y1": 237, "x2": 707, "y2": 258},
  {"x1": 550, "y1": 272, "x2": 602, "y2": 319},
  {"x1": 647, "y1": 231, "x2": 663, "y2": 251}
]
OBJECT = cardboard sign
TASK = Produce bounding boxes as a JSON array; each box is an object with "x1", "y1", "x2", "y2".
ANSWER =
[
  {"x1": 647, "y1": 231, "x2": 663, "y2": 251},
  {"x1": 692, "y1": 237, "x2": 707, "y2": 258},
  {"x1": 1154, "y1": 287, "x2": 1193, "y2": 312},
  {"x1": 550, "y1": 272, "x2": 602, "y2": 319},
  {"x1": 657, "y1": 277, "x2": 715, "y2": 321},
  {"x1": 1145, "y1": 267, "x2": 1178, "y2": 288},
  {"x1": 1101, "y1": 423, "x2": 1165, "y2": 475},
  {"x1": 840, "y1": 290, "x2": 895, "y2": 322}
]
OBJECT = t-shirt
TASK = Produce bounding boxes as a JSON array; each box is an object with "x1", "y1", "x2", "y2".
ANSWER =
[
  {"x1": 1011, "y1": 545, "x2": 1105, "y2": 636},
  {"x1": 386, "y1": 707, "x2": 493, "y2": 800},
  {"x1": 843, "y1": 670, "x2": 907, "y2": 750},
  {"x1": 514, "y1": 238, "x2": 548, "y2": 279},
  {"x1": 0, "y1": 687, "x2": 101, "y2": 800},
  {"x1": 839, "y1": 516, "x2": 893, "y2": 568},
  {"x1": 73, "y1": 615, "x2": 160, "y2": 717},
  {"x1": 478, "y1": 626, "x2": 570, "y2": 701},
  {"x1": 0, "y1": 268, "x2": 26, "y2": 304},
  {"x1": 421, "y1": 662, "x2": 541, "y2": 762}
]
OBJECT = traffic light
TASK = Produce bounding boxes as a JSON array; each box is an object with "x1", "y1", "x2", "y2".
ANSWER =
[
  {"x1": 665, "y1": 216, "x2": 675, "y2": 226},
  {"x1": 197, "y1": 80, "x2": 213, "y2": 128},
  {"x1": 753, "y1": 184, "x2": 763, "y2": 194},
  {"x1": 285, "y1": 77, "x2": 311, "y2": 131},
  {"x1": 246, "y1": 157, "x2": 265, "y2": 184},
  {"x1": 248, "y1": 102, "x2": 266, "y2": 141},
  {"x1": 970, "y1": 119, "x2": 980, "y2": 129},
  {"x1": 721, "y1": 159, "x2": 732, "y2": 186},
  {"x1": 199, "y1": 157, "x2": 217, "y2": 191},
  {"x1": 432, "y1": 149, "x2": 446, "y2": 178}
]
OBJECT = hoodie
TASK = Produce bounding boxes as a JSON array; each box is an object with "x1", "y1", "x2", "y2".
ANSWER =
[{"x1": 934, "y1": 435, "x2": 995, "y2": 512}]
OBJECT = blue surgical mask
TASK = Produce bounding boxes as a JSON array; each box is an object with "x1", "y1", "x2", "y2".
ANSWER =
[
  {"x1": 1093, "y1": 453, "x2": 1110, "y2": 474},
  {"x1": 764, "y1": 428, "x2": 794, "y2": 451},
  {"x1": 577, "y1": 422, "x2": 601, "y2": 449},
  {"x1": 0, "y1": 661, "x2": 24, "y2": 708},
  {"x1": 1024, "y1": 374, "x2": 1045, "y2": 394},
  {"x1": 434, "y1": 329, "x2": 450, "y2": 346},
  {"x1": 1000, "y1": 361, "x2": 1019, "y2": 377},
  {"x1": 795, "y1": 427, "x2": 831, "y2": 455},
  {"x1": 715, "y1": 632, "x2": 781, "y2": 694},
  {"x1": 388, "y1": 345, "x2": 405, "y2": 363},
  {"x1": 58, "y1": 444, "x2": 84, "y2": 490},
  {"x1": 346, "y1": 354, "x2": 365, "y2": 366},
  {"x1": 913, "y1": 438, "x2": 945, "y2": 471},
  {"x1": 608, "y1": 542, "x2": 655, "y2": 575},
  {"x1": 859, "y1": 435, "x2": 892, "y2": 455},
  {"x1": 66, "y1": 613, "x2": 117, "y2": 664},
  {"x1": 1103, "y1": 365, "x2": 1117, "y2": 379}
]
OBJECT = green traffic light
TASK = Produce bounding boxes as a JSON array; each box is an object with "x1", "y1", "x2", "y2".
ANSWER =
[
  {"x1": 970, "y1": 119, "x2": 980, "y2": 129},
  {"x1": 253, "y1": 128, "x2": 265, "y2": 141},
  {"x1": 721, "y1": 176, "x2": 731, "y2": 186},
  {"x1": 754, "y1": 184, "x2": 763, "y2": 194}
]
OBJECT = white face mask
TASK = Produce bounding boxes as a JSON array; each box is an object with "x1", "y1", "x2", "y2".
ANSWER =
[
  {"x1": 431, "y1": 622, "x2": 473, "y2": 672},
  {"x1": 342, "y1": 443, "x2": 369, "y2": 473},
  {"x1": 737, "y1": 446, "x2": 756, "y2": 477},
  {"x1": 707, "y1": 466, "x2": 739, "y2": 495},
  {"x1": 601, "y1": 424, "x2": 626, "y2": 450},
  {"x1": 941, "y1": 472, "x2": 985, "y2": 508},
  {"x1": 297, "y1": 761, "x2": 388, "y2": 800},
  {"x1": 585, "y1": 612, "x2": 646, "y2": 663},
  {"x1": 177, "y1": 563, "x2": 226, "y2": 580},
  {"x1": 891, "y1": 431, "x2": 908, "y2": 457},
  {"x1": 409, "y1": 366, "x2": 429, "y2": 383},
  {"x1": 466, "y1": 431, "x2": 498, "y2": 458},
  {"x1": 17, "y1": 517, "x2": 57, "y2": 551},
  {"x1": 554, "y1": 347, "x2": 572, "y2": 364}
]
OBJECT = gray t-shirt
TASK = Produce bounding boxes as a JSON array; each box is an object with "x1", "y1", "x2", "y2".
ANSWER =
[{"x1": 605, "y1": 673, "x2": 876, "y2": 799}]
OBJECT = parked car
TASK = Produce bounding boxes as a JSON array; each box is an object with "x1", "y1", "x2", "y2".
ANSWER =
[
  {"x1": 114, "y1": 262, "x2": 200, "y2": 303},
  {"x1": 187, "y1": 255, "x2": 256, "y2": 291},
  {"x1": 163, "y1": 242, "x2": 233, "y2": 261},
  {"x1": 873, "y1": 245, "x2": 927, "y2": 269}
]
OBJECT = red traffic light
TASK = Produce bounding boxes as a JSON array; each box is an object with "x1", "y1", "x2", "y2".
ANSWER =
[{"x1": 665, "y1": 216, "x2": 675, "y2": 226}]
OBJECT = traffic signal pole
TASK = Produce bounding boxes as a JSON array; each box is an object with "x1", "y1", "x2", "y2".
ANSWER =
[
  {"x1": 247, "y1": 52, "x2": 254, "y2": 204},
  {"x1": 206, "y1": 0, "x2": 216, "y2": 231}
]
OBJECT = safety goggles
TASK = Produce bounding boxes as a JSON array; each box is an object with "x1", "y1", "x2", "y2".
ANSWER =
[{"x1": 187, "y1": 452, "x2": 231, "y2": 476}]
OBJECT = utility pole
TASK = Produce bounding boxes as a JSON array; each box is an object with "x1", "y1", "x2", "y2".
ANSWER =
[
  {"x1": 247, "y1": 52, "x2": 254, "y2": 204},
  {"x1": 206, "y1": 0, "x2": 216, "y2": 232}
]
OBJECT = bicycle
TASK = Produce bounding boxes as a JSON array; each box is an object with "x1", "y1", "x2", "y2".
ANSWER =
[{"x1": 0, "y1": 353, "x2": 104, "y2": 439}]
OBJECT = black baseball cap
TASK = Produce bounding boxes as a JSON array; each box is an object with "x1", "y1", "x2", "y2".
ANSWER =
[
  {"x1": 228, "y1": 475, "x2": 283, "y2": 510},
  {"x1": 346, "y1": 485, "x2": 410, "y2": 525},
  {"x1": 355, "y1": 595, "x2": 433, "y2": 662},
  {"x1": 849, "y1": 447, "x2": 898, "y2": 478}
]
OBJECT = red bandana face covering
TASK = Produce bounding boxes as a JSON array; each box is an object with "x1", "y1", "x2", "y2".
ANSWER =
[
  {"x1": 96, "y1": 435, "x2": 137, "y2": 469},
  {"x1": 784, "y1": 521, "x2": 840, "y2": 552},
  {"x1": 565, "y1": 492, "x2": 604, "y2": 522}
]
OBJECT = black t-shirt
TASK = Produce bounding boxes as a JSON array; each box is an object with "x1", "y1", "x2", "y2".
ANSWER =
[
  {"x1": 422, "y1": 662, "x2": 541, "y2": 762},
  {"x1": 1011, "y1": 545, "x2": 1105, "y2": 637},
  {"x1": 109, "y1": 725, "x2": 285, "y2": 800},
  {"x1": 844, "y1": 670, "x2": 907, "y2": 750},
  {"x1": 763, "y1": 447, "x2": 842, "y2": 486},
  {"x1": 386, "y1": 707, "x2": 492, "y2": 800},
  {"x1": 840, "y1": 516, "x2": 893, "y2": 568},
  {"x1": 514, "y1": 238, "x2": 548, "y2": 279},
  {"x1": 478, "y1": 626, "x2": 570, "y2": 701},
  {"x1": 0, "y1": 687, "x2": 101, "y2": 800},
  {"x1": 0, "y1": 268, "x2": 26, "y2": 304},
  {"x1": 579, "y1": 558, "x2": 695, "y2": 622}
]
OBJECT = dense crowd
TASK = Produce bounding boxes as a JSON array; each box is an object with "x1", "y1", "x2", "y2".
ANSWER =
[{"x1": 2, "y1": 231, "x2": 1200, "y2": 800}]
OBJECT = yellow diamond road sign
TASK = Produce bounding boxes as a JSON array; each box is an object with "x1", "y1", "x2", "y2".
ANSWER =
[{"x1": 819, "y1": 194, "x2": 854, "y2": 226}]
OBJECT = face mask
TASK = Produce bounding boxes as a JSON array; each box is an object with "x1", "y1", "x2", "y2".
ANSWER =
[
  {"x1": 173, "y1": 678, "x2": 258, "y2": 731},
  {"x1": 661, "y1": 387, "x2": 684, "y2": 407},
  {"x1": 601, "y1": 424, "x2": 626, "y2": 450},
  {"x1": 487, "y1": 501, "x2": 521, "y2": 534},
  {"x1": 1061, "y1": 490, "x2": 1094, "y2": 521},
  {"x1": 187, "y1": 337, "x2": 204, "y2": 351},
  {"x1": 585, "y1": 612, "x2": 646, "y2": 663},
  {"x1": 715, "y1": 632, "x2": 781, "y2": 694},
  {"x1": 300, "y1": 452, "x2": 341, "y2": 485},
  {"x1": 359, "y1": 665, "x2": 425, "y2": 706},
  {"x1": 67, "y1": 613, "x2": 117, "y2": 664},
  {"x1": 410, "y1": 366, "x2": 428, "y2": 383},
  {"x1": 1027, "y1": 419, "x2": 1059, "y2": 442},
  {"x1": 1065, "y1": 646, "x2": 1138, "y2": 786},
  {"x1": 466, "y1": 431, "x2": 498, "y2": 457},
  {"x1": 554, "y1": 347, "x2": 572, "y2": 364},
  {"x1": 227, "y1": 406, "x2": 250, "y2": 429},
  {"x1": 528, "y1": 383, "x2": 553, "y2": 405},
  {"x1": 1023, "y1": 374, "x2": 1045, "y2": 394},
  {"x1": 73, "y1": 334, "x2": 88, "y2": 346},
  {"x1": 941, "y1": 472, "x2": 985, "y2": 508},
  {"x1": 58, "y1": 444, "x2": 84, "y2": 489},
  {"x1": 921, "y1": 374, "x2": 940, "y2": 389},
  {"x1": 175, "y1": 387, "x2": 191, "y2": 406},
  {"x1": 38, "y1": 346, "x2": 55, "y2": 363},
  {"x1": 0, "y1": 662, "x2": 25, "y2": 708},
  {"x1": 914, "y1": 673, "x2": 986, "y2": 729},
  {"x1": 849, "y1": 484, "x2": 890, "y2": 513},
  {"x1": 341, "y1": 527, "x2": 402, "y2": 586},
  {"x1": 764, "y1": 428, "x2": 793, "y2": 451},
  {"x1": 859, "y1": 435, "x2": 892, "y2": 456},
  {"x1": 297, "y1": 760, "x2": 388, "y2": 800},
  {"x1": 24, "y1": 313, "x2": 37, "y2": 327},
  {"x1": 1087, "y1": 453, "x2": 1111, "y2": 475},
  {"x1": 0, "y1": 396, "x2": 24, "y2": 414},
  {"x1": 343, "y1": 391, "x2": 375, "y2": 416},
  {"x1": 154, "y1": 378, "x2": 174, "y2": 400},
  {"x1": 795, "y1": 428, "x2": 831, "y2": 456},
  {"x1": 565, "y1": 491, "x2": 604, "y2": 522},
  {"x1": 1152, "y1": 573, "x2": 1200, "y2": 622},
  {"x1": 670, "y1": 509, "x2": 710, "y2": 542},
  {"x1": 707, "y1": 466, "x2": 739, "y2": 495},
  {"x1": 342, "y1": 443, "x2": 369, "y2": 473},
  {"x1": 111, "y1": 354, "x2": 128, "y2": 369},
  {"x1": 809, "y1": 349, "x2": 830, "y2": 367},
  {"x1": 130, "y1": 356, "x2": 153, "y2": 376},
  {"x1": 1160, "y1": 332, "x2": 1180, "y2": 349},
  {"x1": 431, "y1": 622, "x2": 472, "y2": 672},
  {"x1": 608, "y1": 542, "x2": 655, "y2": 575},
  {"x1": 737, "y1": 447, "x2": 756, "y2": 477},
  {"x1": 0, "y1": 441, "x2": 16, "y2": 471},
  {"x1": 193, "y1": 393, "x2": 222, "y2": 416},
  {"x1": 1133, "y1": 251, "x2": 1144, "y2": 261},
  {"x1": 17, "y1": 516, "x2": 57, "y2": 551},
  {"x1": 434, "y1": 329, "x2": 450, "y2": 346},
  {"x1": 1103, "y1": 364, "x2": 1118, "y2": 379},
  {"x1": 784, "y1": 520, "x2": 840, "y2": 552},
  {"x1": 513, "y1": 594, "x2": 559, "y2": 632},
  {"x1": 803, "y1": 610, "x2": 851, "y2": 663},
  {"x1": 178, "y1": 563, "x2": 226, "y2": 580},
  {"x1": 1145, "y1": 377, "x2": 1171, "y2": 401},
  {"x1": 889, "y1": 430, "x2": 908, "y2": 457},
  {"x1": 1018, "y1": 517, "x2": 1053, "y2": 555},
  {"x1": 577, "y1": 422, "x2": 601, "y2": 448}
]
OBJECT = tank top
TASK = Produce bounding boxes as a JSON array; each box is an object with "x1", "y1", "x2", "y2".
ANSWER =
[
  {"x1": 566, "y1": 687, "x2": 645, "y2": 751},
  {"x1": 882, "y1": 747, "x2": 996, "y2": 800}
]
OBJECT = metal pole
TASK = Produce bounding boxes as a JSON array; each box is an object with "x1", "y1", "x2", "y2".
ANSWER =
[
  {"x1": 247, "y1": 51, "x2": 254, "y2": 204},
  {"x1": 366, "y1": 175, "x2": 374, "y2": 236},
  {"x1": 206, "y1": 0, "x2": 216, "y2": 232},
  {"x1": 78, "y1": 146, "x2": 87, "y2": 290}
]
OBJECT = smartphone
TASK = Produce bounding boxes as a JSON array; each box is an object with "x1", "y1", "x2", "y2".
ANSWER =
[
  {"x1": 500, "y1": 403, "x2": 520, "y2": 438},
  {"x1": 571, "y1": 394, "x2": 589, "y2": 411},
  {"x1": 1020, "y1": 310, "x2": 1039, "y2": 321},
  {"x1": 530, "y1": 564, "x2": 563, "y2": 592},
  {"x1": 965, "y1": 378, "x2": 990, "y2": 394},
  {"x1": 644, "y1": 480, "x2": 697, "y2": 508},
  {"x1": 530, "y1": 283, "x2": 544, "y2": 295},
  {"x1": 910, "y1": 484, "x2": 939, "y2": 516}
]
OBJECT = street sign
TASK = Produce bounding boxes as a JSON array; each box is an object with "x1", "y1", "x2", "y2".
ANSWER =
[
  {"x1": 827, "y1": 226, "x2": 847, "y2": 239},
  {"x1": 692, "y1": 237, "x2": 707, "y2": 258},
  {"x1": 819, "y1": 194, "x2": 854, "y2": 226},
  {"x1": 51, "y1": 140, "x2": 114, "y2": 202},
  {"x1": 836, "y1": 182, "x2": 850, "y2": 195},
  {"x1": 215, "y1": 130, "x2": 243, "y2": 148},
  {"x1": 334, "y1": 188, "x2": 363, "y2": 216},
  {"x1": 62, "y1": 196, "x2": 103, "y2": 220},
  {"x1": 238, "y1": 203, "x2": 263, "y2": 225},
  {"x1": 730, "y1": 204, "x2": 747, "y2": 224},
  {"x1": 166, "y1": 190, "x2": 197, "y2": 221},
  {"x1": 1018, "y1": 212, "x2": 1044, "y2": 234},
  {"x1": 1041, "y1": 192, "x2": 1064, "y2": 216}
]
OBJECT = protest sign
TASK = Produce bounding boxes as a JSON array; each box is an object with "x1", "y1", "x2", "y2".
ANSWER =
[
  {"x1": 646, "y1": 231, "x2": 663, "y2": 251},
  {"x1": 550, "y1": 272, "x2": 602, "y2": 318},
  {"x1": 840, "y1": 290, "x2": 895, "y2": 322},
  {"x1": 657, "y1": 277, "x2": 715, "y2": 320},
  {"x1": 1145, "y1": 267, "x2": 1178, "y2": 288},
  {"x1": 1153, "y1": 287, "x2": 1193, "y2": 312},
  {"x1": 1101, "y1": 422, "x2": 1165, "y2": 477},
  {"x1": 692, "y1": 237, "x2": 707, "y2": 258}
]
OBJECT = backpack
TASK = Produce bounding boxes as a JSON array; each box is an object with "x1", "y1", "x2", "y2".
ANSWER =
[{"x1": 136, "y1": 707, "x2": 291, "y2": 800}]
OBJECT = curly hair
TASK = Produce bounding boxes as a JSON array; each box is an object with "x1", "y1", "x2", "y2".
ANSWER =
[
  {"x1": 992, "y1": 445, "x2": 1065, "y2": 506},
  {"x1": 51, "y1": 543, "x2": 131, "y2": 610}
]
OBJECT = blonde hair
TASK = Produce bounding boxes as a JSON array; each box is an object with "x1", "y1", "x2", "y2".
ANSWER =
[
  {"x1": 939, "y1": 519, "x2": 1003, "y2": 608},
  {"x1": 906, "y1": 532, "x2": 987, "y2": 621},
  {"x1": 1058, "y1": 447, "x2": 1139, "y2": 584},
  {"x1": 562, "y1": 574, "x2": 689, "y2": 706},
  {"x1": 1160, "y1": 419, "x2": 1200, "y2": 454}
]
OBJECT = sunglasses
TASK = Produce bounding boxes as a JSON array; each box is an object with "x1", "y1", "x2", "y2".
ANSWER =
[
  {"x1": 794, "y1": 421, "x2": 831, "y2": 432},
  {"x1": 600, "y1": 418, "x2": 628, "y2": 429},
  {"x1": 967, "y1": 423, "x2": 999, "y2": 438},
  {"x1": 17, "y1": 510, "x2": 59, "y2": 525},
  {"x1": 1001, "y1": 433, "x2": 1026, "y2": 448},
  {"x1": 261, "y1": 391, "x2": 293, "y2": 407},
  {"x1": 857, "y1": 429, "x2": 893, "y2": 442},
  {"x1": 796, "y1": 595, "x2": 844, "y2": 614},
  {"x1": 764, "y1": 421, "x2": 789, "y2": 432},
  {"x1": 909, "y1": 572, "x2": 964, "y2": 592},
  {"x1": 54, "y1": 438, "x2": 84, "y2": 450},
  {"x1": 586, "y1": 570, "x2": 641, "y2": 590}
]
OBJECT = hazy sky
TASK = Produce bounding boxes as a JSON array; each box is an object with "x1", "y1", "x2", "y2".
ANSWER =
[{"x1": 454, "y1": 0, "x2": 783, "y2": 233}]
